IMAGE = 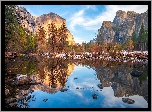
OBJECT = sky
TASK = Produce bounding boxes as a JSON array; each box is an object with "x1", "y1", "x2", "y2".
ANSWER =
[{"x1": 19, "y1": 5, "x2": 148, "y2": 44}]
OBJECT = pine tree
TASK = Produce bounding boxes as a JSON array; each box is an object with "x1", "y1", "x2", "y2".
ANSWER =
[
  {"x1": 138, "y1": 22, "x2": 145, "y2": 51},
  {"x1": 5, "y1": 5, "x2": 19, "y2": 51},
  {"x1": 131, "y1": 30, "x2": 138, "y2": 50}
]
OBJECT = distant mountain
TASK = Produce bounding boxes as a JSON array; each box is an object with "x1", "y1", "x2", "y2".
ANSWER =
[
  {"x1": 97, "y1": 10, "x2": 148, "y2": 44},
  {"x1": 14, "y1": 5, "x2": 75, "y2": 45}
]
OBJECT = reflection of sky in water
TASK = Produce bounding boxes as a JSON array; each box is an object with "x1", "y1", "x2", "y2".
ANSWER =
[{"x1": 28, "y1": 65, "x2": 148, "y2": 108}]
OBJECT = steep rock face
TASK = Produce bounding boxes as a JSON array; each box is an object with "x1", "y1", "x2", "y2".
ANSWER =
[
  {"x1": 14, "y1": 5, "x2": 75, "y2": 45},
  {"x1": 15, "y1": 6, "x2": 36, "y2": 32},
  {"x1": 97, "y1": 10, "x2": 148, "y2": 44},
  {"x1": 35, "y1": 13, "x2": 75, "y2": 45},
  {"x1": 97, "y1": 21, "x2": 116, "y2": 43}
]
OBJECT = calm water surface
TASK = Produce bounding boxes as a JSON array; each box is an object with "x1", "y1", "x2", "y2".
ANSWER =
[{"x1": 5, "y1": 56, "x2": 148, "y2": 108}]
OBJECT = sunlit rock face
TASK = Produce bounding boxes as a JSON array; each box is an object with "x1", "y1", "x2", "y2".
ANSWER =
[
  {"x1": 97, "y1": 10, "x2": 148, "y2": 44},
  {"x1": 14, "y1": 5, "x2": 75, "y2": 45},
  {"x1": 67, "y1": 63, "x2": 75, "y2": 76}
]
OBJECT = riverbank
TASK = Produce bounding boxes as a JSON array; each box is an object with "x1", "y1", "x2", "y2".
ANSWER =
[{"x1": 5, "y1": 51, "x2": 148, "y2": 64}]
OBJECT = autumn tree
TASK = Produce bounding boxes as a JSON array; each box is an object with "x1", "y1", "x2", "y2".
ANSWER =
[
  {"x1": 36, "y1": 26, "x2": 46, "y2": 54},
  {"x1": 124, "y1": 39, "x2": 134, "y2": 52},
  {"x1": 47, "y1": 21, "x2": 58, "y2": 53},
  {"x1": 91, "y1": 44, "x2": 101, "y2": 53},
  {"x1": 58, "y1": 22, "x2": 69, "y2": 53}
]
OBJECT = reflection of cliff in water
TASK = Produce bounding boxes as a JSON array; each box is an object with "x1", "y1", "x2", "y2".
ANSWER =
[
  {"x1": 33, "y1": 57, "x2": 75, "y2": 94},
  {"x1": 5, "y1": 57, "x2": 148, "y2": 108},
  {"x1": 5, "y1": 56, "x2": 75, "y2": 108},
  {"x1": 70, "y1": 59, "x2": 148, "y2": 103},
  {"x1": 94, "y1": 61, "x2": 148, "y2": 103}
]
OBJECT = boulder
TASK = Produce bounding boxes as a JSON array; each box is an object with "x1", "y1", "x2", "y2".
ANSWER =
[
  {"x1": 92, "y1": 93, "x2": 98, "y2": 99},
  {"x1": 130, "y1": 70, "x2": 142, "y2": 77}
]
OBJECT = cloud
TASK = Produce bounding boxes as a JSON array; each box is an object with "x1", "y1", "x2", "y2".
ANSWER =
[
  {"x1": 69, "y1": 10, "x2": 85, "y2": 31},
  {"x1": 60, "y1": 11, "x2": 68, "y2": 17},
  {"x1": 68, "y1": 5, "x2": 148, "y2": 32},
  {"x1": 85, "y1": 5, "x2": 97, "y2": 11}
]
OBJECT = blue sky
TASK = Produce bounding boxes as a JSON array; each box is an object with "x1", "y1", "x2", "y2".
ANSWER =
[{"x1": 19, "y1": 5, "x2": 148, "y2": 44}]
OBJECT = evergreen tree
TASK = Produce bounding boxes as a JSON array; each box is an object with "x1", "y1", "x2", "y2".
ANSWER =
[
  {"x1": 138, "y1": 22, "x2": 145, "y2": 51},
  {"x1": 5, "y1": 5, "x2": 19, "y2": 51},
  {"x1": 131, "y1": 30, "x2": 138, "y2": 50}
]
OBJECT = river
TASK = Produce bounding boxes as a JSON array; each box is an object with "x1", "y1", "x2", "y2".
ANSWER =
[{"x1": 5, "y1": 56, "x2": 148, "y2": 108}]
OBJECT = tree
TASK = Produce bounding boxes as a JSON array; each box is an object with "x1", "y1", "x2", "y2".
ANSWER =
[
  {"x1": 36, "y1": 26, "x2": 46, "y2": 54},
  {"x1": 131, "y1": 30, "x2": 138, "y2": 50},
  {"x1": 47, "y1": 21, "x2": 58, "y2": 53},
  {"x1": 143, "y1": 29, "x2": 148, "y2": 50},
  {"x1": 5, "y1": 5, "x2": 22, "y2": 52},
  {"x1": 5, "y1": 5, "x2": 16, "y2": 49},
  {"x1": 124, "y1": 39, "x2": 134, "y2": 52},
  {"x1": 91, "y1": 44, "x2": 101, "y2": 53},
  {"x1": 59, "y1": 22, "x2": 69, "y2": 53},
  {"x1": 138, "y1": 23, "x2": 145, "y2": 51}
]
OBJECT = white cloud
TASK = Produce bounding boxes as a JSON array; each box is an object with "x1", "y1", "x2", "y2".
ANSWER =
[
  {"x1": 85, "y1": 5, "x2": 97, "y2": 11},
  {"x1": 60, "y1": 11, "x2": 68, "y2": 17},
  {"x1": 69, "y1": 10, "x2": 85, "y2": 31},
  {"x1": 68, "y1": 5, "x2": 148, "y2": 32}
]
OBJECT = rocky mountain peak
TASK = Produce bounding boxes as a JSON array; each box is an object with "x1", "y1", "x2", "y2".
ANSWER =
[
  {"x1": 97, "y1": 9, "x2": 148, "y2": 44},
  {"x1": 14, "y1": 5, "x2": 75, "y2": 45},
  {"x1": 116, "y1": 10, "x2": 127, "y2": 18},
  {"x1": 102, "y1": 21, "x2": 115, "y2": 28}
]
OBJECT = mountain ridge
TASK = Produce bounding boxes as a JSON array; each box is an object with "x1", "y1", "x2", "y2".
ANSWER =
[
  {"x1": 15, "y1": 5, "x2": 75, "y2": 45},
  {"x1": 97, "y1": 9, "x2": 148, "y2": 44}
]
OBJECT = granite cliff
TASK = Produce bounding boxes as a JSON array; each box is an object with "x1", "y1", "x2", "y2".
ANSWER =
[
  {"x1": 14, "y1": 5, "x2": 75, "y2": 45},
  {"x1": 97, "y1": 10, "x2": 148, "y2": 44}
]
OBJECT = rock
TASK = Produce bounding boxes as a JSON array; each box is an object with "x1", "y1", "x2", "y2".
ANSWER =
[
  {"x1": 43, "y1": 99, "x2": 48, "y2": 102},
  {"x1": 97, "y1": 9, "x2": 148, "y2": 44},
  {"x1": 97, "y1": 84, "x2": 103, "y2": 89},
  {"x1": 127, "y1": 99, "x2": 135, "y2": 104},
  {"x1": 92, "y1": 93, "x2": 98, "y2": 99},
  {"x1": 5, "y1": 89, "x2": 10, "y2": 96},
  {"x1": 14, "y1": 5, "x2": 75, "y2": 45},
  {"x1": 122, "y1": 98, "x2": 129, "y2": 103},
  {"x1": 60, "y1": 88, "x2": 68, "y2": 92},
  {"x1": 130, "y1": 70, "x2": 142, "y2": 77},
  {"x1": 122, "y1": 98, "x2": 135, "y2": 104},
  {"x1": 76, "y1": 87, "x2": 79, "y2": 89},
  {"x1": 74, "y1": 77, "x2": 78, "y2": 80},
  {"x1": 51, "y1": 84, "x2": 57, "y2": 88},
  {"x1": 9, "y1": 103, "x2": 18, "y2": 108}
]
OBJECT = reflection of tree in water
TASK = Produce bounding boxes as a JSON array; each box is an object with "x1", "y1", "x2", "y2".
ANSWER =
[
  {"x1": 5, "y1": 56, "x2": 74, "y2": 108},
  {"x1": 5, "y1": 57, "x2": 148, "y2": 107},
  {"x1": 5, "y1": 56, "x2": 37, "y2": 75},
  {"x1": 93, "y1": 60, "x2": 148, "y2": 103},
  {"x1": 47, "y1": 58, "x2": 69, "y2": 88},
  {"x1": 73, "y1": 59, "x2": 148, "y2": 103},
  {"x1": 35, "y1": 57, "x2": 74, "y2": 93}
]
